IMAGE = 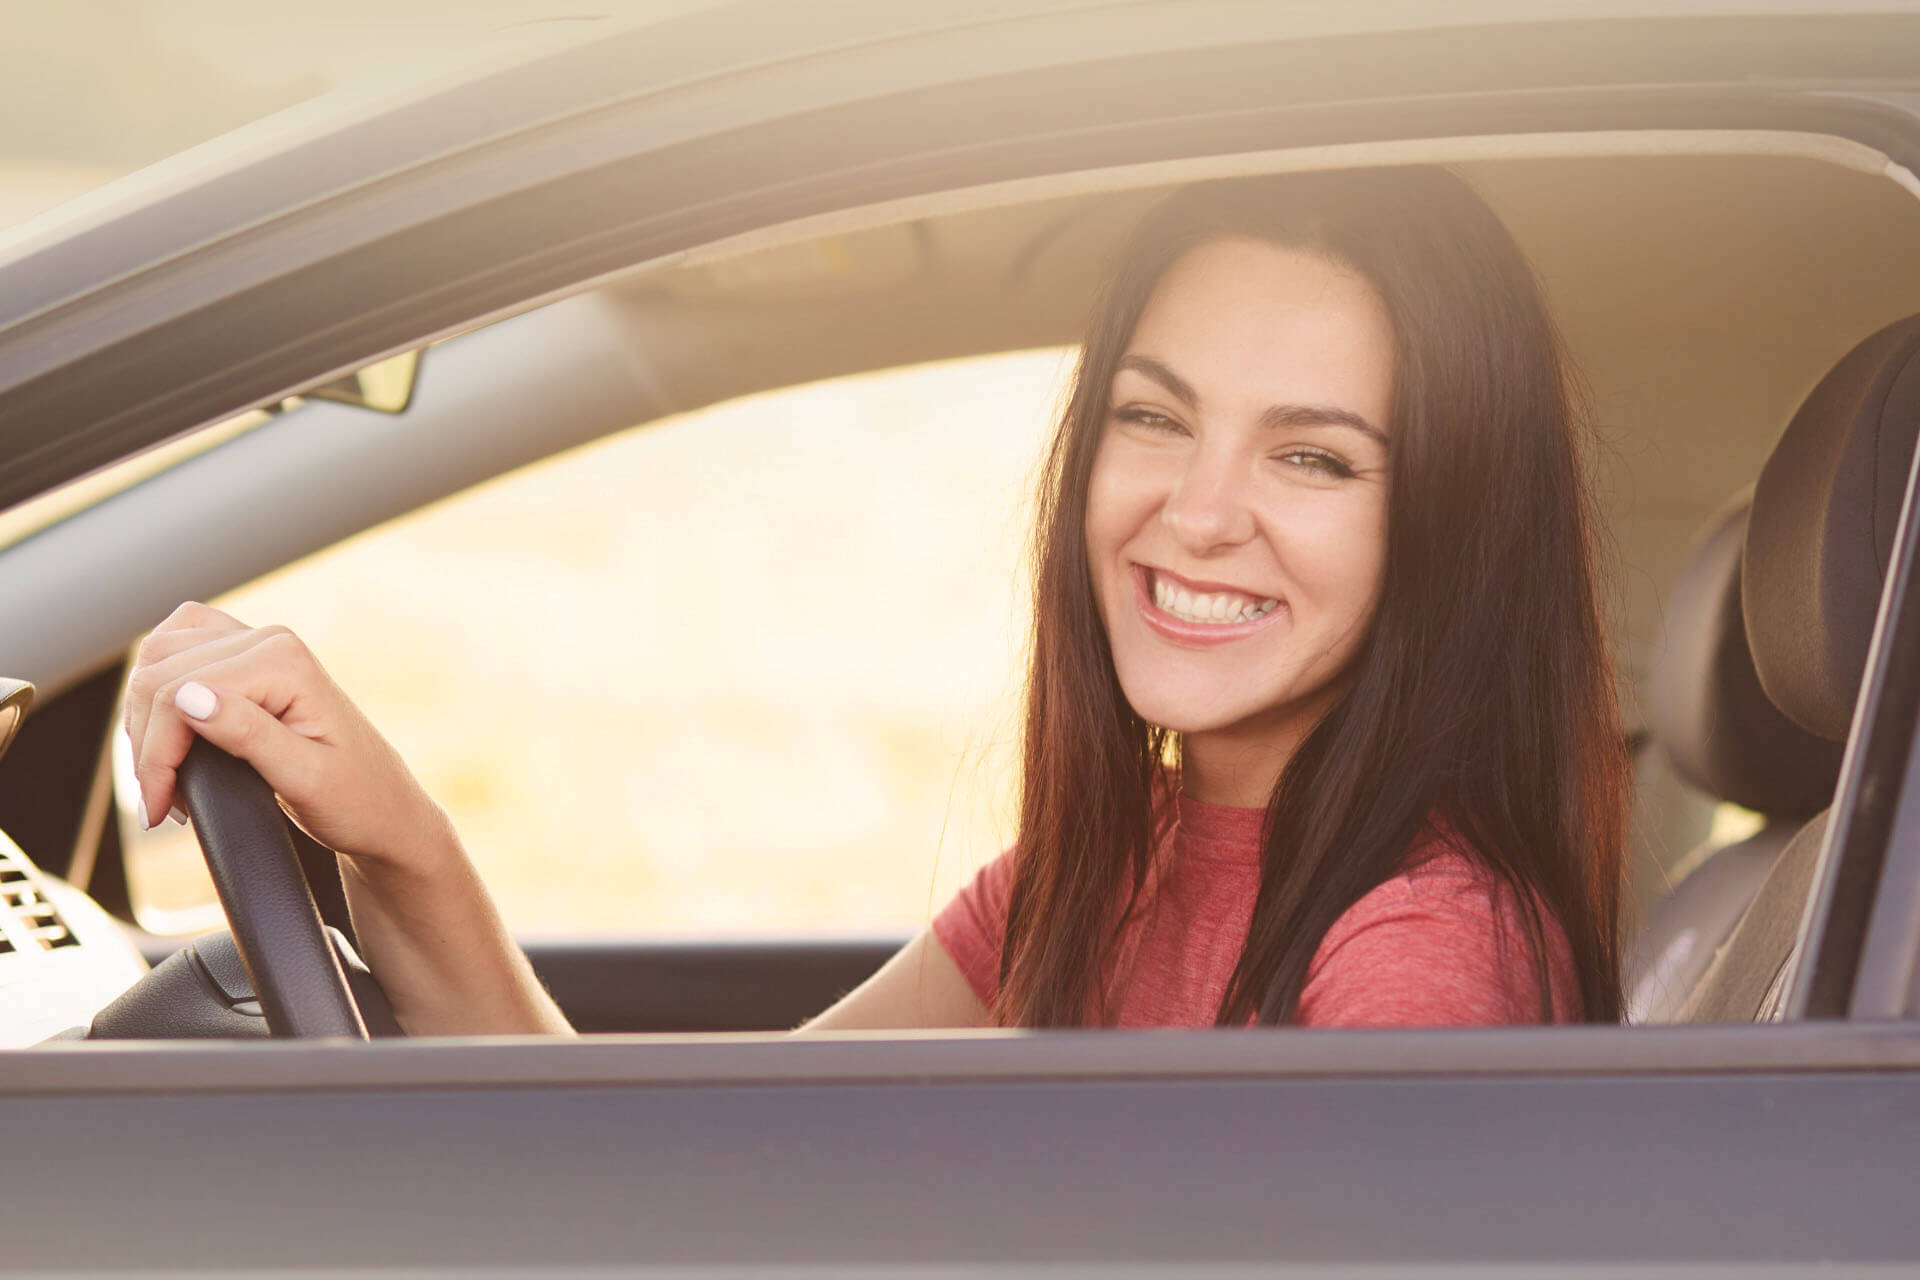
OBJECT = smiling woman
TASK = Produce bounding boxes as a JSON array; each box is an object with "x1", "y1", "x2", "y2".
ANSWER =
[
  {"x1": 118, "y1": 166, "x2": 1624, "y2": 1037},
  {"x1": 917, "y1": 168, "x2": 1627, "y2": 1030}
]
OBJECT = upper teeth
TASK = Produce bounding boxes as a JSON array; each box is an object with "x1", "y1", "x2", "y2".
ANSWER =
[{"x1": 1152, "y1": 575, "x2": 1279, "y2": 625}]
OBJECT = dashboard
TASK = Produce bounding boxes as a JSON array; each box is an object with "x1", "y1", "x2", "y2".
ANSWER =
[{"x1": 0, "y1": 833, "x2": 149, "y2": 1045}]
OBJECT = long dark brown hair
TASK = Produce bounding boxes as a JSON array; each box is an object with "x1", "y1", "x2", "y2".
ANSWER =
[{"x1": 996, "y1": 167, "x2": 1626, "y2": 1027}]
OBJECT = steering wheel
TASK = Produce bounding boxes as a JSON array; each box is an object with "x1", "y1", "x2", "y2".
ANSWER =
[{"x1": 173, "y1": 738, "x2": 369, "y2": 1039}]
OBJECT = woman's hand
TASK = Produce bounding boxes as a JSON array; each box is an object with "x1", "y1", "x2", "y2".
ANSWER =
[
  {"x1": 123, "y1": 601, "x2": 570, "y2": 1036},
  {"x1": 123, "y1": 601, "x2": 449, "y2": 871}
]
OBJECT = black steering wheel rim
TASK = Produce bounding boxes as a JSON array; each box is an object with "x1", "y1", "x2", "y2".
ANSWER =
[{"x1": 176, "y1": 739, "x2": 368, "y2": 1039}]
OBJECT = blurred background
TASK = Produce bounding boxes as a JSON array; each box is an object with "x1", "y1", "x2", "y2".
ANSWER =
[{"x1": 3, "y1": 2, "x2": 1064, "y2": 937}]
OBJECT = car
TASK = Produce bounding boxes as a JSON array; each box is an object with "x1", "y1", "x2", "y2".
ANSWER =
[{"x1": 0, "y1": 0, "x2": 1918, "y2": 1271}]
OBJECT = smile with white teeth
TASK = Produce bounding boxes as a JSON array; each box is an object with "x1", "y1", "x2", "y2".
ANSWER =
[{"x1": 1150, "y1": 573, "x2": 1280, "y2": 625}]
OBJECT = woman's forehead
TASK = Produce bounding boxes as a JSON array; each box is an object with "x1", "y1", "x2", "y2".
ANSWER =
[{"x1": 1118, "y1": 238, "x2": 1395, "y2": 426}]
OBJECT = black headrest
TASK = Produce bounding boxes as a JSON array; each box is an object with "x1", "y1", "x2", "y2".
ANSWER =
[
  {"x1": 1649, "y1": 495, "x2": 1844, "y2": 817},
  {"x1": 1744, "y1": 314, "x2": 1920, "y2": 741}
]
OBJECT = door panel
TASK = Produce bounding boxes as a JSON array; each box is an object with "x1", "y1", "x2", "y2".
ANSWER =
[
  {"x1": 525, "y1": 936, "x2": 903, "y2": 1032},
  {"x1": 4, "y1": 1039, "x2": 1917, "y2": 1271}
]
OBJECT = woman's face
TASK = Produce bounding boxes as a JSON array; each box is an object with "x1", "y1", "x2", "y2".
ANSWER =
[{"x1": 1085, "y1": 235, "x2": 1395, "y2": 752}]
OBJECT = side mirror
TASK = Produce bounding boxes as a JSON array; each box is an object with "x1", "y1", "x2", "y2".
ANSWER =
[
  {"x1": 0, "y1": 677, "x2": 32, "y2": 764},
  {"x1": 305, "y1": 348, "x2": 423, "y2": 415}
]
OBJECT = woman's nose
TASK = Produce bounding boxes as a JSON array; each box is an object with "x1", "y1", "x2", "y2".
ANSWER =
[{"x1": 1160, "y1": 449, "x2": 1256, "y2": 553}]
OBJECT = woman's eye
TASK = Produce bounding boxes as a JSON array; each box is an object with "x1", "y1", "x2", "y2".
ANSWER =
[
  {"x1": 1277, "y1": 448, "x2": 1356, "y2": 479},
  {"x1": 1113, "y1": 406, "x2": 1186, "y2": 435}
]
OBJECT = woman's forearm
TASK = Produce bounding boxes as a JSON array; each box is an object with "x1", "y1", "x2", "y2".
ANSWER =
[{"x1": 338, "y1": 812, "x2": 573, "y2": 1037}]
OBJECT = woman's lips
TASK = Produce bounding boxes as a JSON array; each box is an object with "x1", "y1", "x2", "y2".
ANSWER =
[{"x1": 1130, "y1": 564, "x2": 1287, "y2": 647}]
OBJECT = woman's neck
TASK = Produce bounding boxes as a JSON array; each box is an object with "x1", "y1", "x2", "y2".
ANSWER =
[
  {"x1": 1177, "y1": 690, "x2": 1338, "y2": 807},
  {"x1": 1179, "y1": 735, "x2": 1292, "y2": 808}
]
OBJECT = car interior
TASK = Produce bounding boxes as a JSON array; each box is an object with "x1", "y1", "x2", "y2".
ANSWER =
[
  {"x1": 0, "y1": 135, "x2": 1919, "y2": 1043},
  {"x1": 1625, "y1": 493, "x2": 1848, "y2": 1022}
]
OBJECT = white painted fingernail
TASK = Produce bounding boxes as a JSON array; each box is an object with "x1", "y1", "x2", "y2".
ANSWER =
[
  {"x1": 175, "y1": 682, "x2": 218, "y2": 721},
  {"x1": 168, "y1": 805, "x2": 187, "y2": 826}
]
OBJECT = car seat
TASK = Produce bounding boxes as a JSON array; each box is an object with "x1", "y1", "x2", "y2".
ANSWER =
[
  {"x1": 1679, "y1": 312, "x2": 1920, "y2": 1022},
  {"x1": 1625, "y1": 494, "x2": 1844, "y2": 1023}
]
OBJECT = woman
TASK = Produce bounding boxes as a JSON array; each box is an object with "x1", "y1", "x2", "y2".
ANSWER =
[{"x1": 122, "y1": 166, "x2": 1626, "y2": 1034}]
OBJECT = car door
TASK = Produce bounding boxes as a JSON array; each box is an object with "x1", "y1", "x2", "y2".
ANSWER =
[{"x1": 3, "y1": 3, "x2": 1920, "y2": 1271}]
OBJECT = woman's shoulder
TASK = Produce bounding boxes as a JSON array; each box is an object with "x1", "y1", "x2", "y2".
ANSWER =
[
  {"x1": 1299, "y1": 825, "x2": 1582, "y2": 1026},
  {"x1": 1383, "y1": 823, "x2": 1509, "y2": 896},
  {"x1": 1318, "y1": 836, "x2": 1518, "y2": 954}
]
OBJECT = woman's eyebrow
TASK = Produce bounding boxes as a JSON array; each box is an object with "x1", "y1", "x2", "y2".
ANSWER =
[
  {"x1": 1117, "y1": 353, "x2": 1386, "y2": 446},
  {"x1": 1115, "y1": 354, "x2": 1200, "y2": 408},
  {"x1": 1260, "y1": 403, "x2": 1388, "y2": 447}
]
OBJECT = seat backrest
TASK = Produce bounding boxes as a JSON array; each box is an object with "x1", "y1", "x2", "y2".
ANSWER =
[
  {"x1": 1629, "y1": 823, "x2": 1800, "y2": 1023},
  {"x1": 1627, "y1": 496, "x2": 1844, "y2": 1022},
  {"x1": 1677, "y1": 812, "x2": 1831, "y2": 1022},
  {"x1": 1679, "y1": 312, "x2": 1920, "y2": 1023}
]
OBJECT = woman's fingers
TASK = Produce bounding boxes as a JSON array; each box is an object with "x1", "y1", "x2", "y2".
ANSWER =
[
  {"x1": 124, "y1": 601, "x2": 250, "y2": 748},
  {"x1": 125, "y1": 625, "x2": 291, "y2": 765},
  {"x1": 136, "y1": 601, "x2": 248, "y2": 652},
  {"x1": 132, "y1": 640, "x2": 331, "y2": 829},
  {"x1": 131, "y1": 623, "x2": 247, "y2": 669},
  {"x1": 124, "y1": 607, "x2": 439, "y2": 869}
]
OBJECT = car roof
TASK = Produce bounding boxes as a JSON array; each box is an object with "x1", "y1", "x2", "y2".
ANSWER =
[{"x1": 4, "y1": 1, "x2": 1920, "y2": 516}]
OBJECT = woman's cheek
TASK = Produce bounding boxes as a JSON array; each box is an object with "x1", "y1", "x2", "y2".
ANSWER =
[
  {"x1": 1085, "y1": 441, "x2": 1157, "y2": 552},
  {"x1": 1265, "y1": 487, "x2": 1388, "y2": 627},
  {"x1": 1334, "y1": 496, "x2": 1391, "y2": 640}
]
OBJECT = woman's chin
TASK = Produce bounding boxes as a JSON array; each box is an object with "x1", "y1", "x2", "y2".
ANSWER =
[
  {"x1": 1124, "y1": 688, "x2": 1284, "y2": 739},
  {"x1": 1121, "y1": 674, "x2": 1340, "y2": 747}
]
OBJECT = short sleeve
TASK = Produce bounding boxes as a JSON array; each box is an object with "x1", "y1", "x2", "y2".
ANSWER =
[
  {"x1": 931, "y1": 848, "x2": 1016, "y2": 1007},
  {"x1": 1296, "y1": 857, "x2": 1579, "y2": 1028}
]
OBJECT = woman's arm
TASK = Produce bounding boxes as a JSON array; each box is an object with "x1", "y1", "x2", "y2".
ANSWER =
[
  {"x1": 125, "y1": 603, "x2": 988, "y2": 1036},
  {"x1": 798, "y1": 929, "x2": 988, "y2": 1031},
  {"x1": 333, "y1": 814, "x2": 574, "y2": 1036}
]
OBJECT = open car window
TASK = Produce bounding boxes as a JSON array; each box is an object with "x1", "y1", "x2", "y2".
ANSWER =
[{"x1": 8, "y1": 132, "x2": 1911, "y2": 1025}]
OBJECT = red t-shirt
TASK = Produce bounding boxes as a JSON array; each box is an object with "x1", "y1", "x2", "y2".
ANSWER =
[{"x1": 932, "y1": 790, "x2": 1582, "y2": 1027}]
